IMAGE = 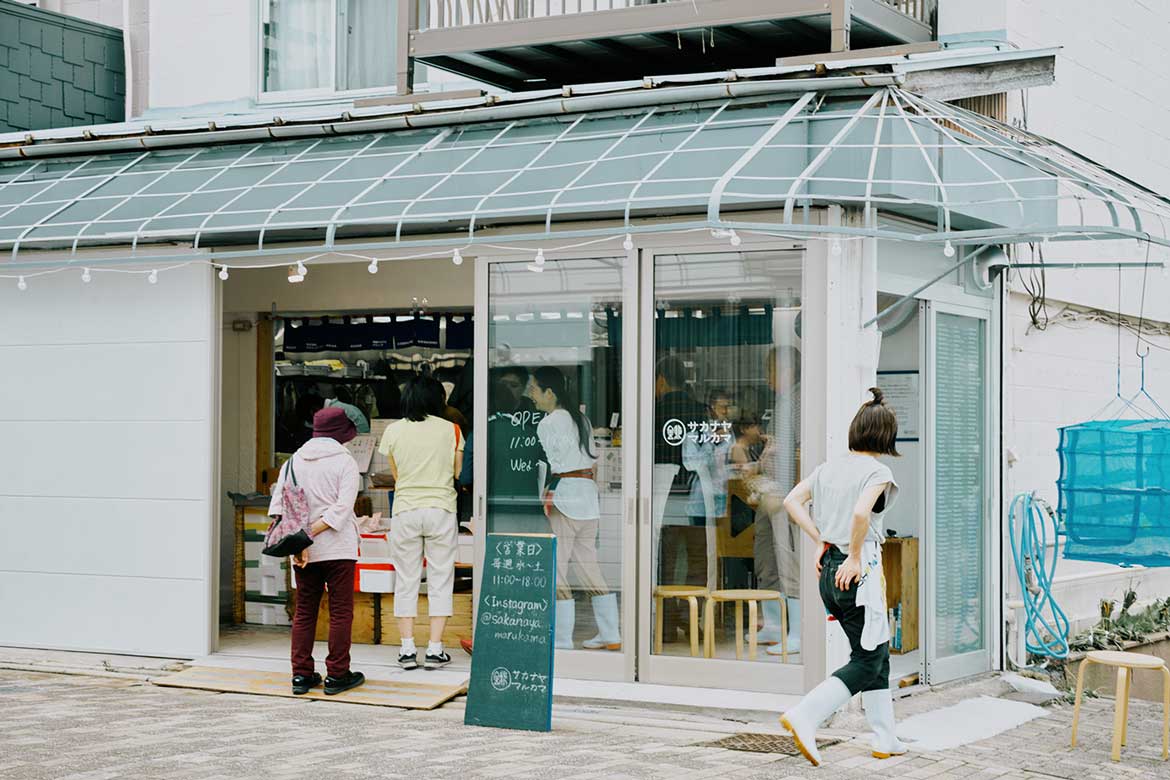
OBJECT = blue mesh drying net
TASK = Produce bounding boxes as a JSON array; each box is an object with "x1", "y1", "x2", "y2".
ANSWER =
[{"x1": 1057, "y1": 419, "x2": 1170, "y2": 567}]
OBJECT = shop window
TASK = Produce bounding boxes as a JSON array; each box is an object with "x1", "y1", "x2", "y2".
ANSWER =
[
  {"x1": 651, "y1": 250, "x2": 803, "y2": 664},
  {"x1": 260, "y1": 0, "x2": 396, "y2": 98}
]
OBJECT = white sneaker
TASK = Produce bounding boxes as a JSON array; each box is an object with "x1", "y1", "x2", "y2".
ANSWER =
[{"x1": 780, "y1": 677, "x2": 852, "y2": 766}]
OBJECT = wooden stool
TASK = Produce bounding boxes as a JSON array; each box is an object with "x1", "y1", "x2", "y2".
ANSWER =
[
  {"x1": 1071, "y1": 650, "x2": 1170, "y2": 762},
  {"x1": 653, "y1": 585, "x2": 709, "y2": 657},
  {"x1": 703, "y1": 589, "x2": 785, "y2": 661}
]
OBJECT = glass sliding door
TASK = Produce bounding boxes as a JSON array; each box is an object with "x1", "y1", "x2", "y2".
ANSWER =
[
  {"x1": 639, "y1": 248, "x2": 806, "y2": 693},
  {"x1": 924, "y1": 304, "x2": 991, "y2": 684},
  {"x1": 478, "y1": 255, "x2": 634, "y2": 680}
]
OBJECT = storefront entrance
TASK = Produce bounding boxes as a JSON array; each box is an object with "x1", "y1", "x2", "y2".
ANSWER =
[{"x1": 474, "y1": 238, "x2": 810, "y2": 693}]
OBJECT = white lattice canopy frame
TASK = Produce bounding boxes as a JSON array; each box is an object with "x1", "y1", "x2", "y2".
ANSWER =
[{"x1": 1, "y1": 86, "x2": 1167, "y2": 270}]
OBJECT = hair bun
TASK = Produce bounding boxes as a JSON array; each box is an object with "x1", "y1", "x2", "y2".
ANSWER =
[{"x1": 868, "y1": 387, "x2": 884, "y2": 405}]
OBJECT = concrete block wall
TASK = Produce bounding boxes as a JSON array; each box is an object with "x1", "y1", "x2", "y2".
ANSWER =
[{"x1": 0, "y1": 0, "x2": 124, "y2": 131}]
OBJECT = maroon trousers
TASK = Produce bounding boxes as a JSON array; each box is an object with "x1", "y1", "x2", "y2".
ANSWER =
[{"x1": 291, "y1": 559, "x2": 355, "y2": 678}]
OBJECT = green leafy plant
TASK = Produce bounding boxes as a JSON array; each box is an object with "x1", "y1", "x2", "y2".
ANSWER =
[{"x1": 1071, "y1": 595, "x2": 1170, "y2": 652}]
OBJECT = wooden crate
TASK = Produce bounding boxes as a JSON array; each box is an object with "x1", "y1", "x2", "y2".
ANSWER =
[
  {"x1": 312, "y1": 592, "x2": 379, "y2": 644},
  {"x1": 308, "y1": 591, "x2": 474, "y2": 646},
  {"x1": 380, "y1": 593, "x2": 474, "y2": 647},
  {"x1": 882, "y1": 537, "x2": 919, "y2": 654}
]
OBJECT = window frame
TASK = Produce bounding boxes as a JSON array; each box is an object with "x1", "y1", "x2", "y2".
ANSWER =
[{"x1": 256, "y1": 0, "x2": 398, "y2": 103}]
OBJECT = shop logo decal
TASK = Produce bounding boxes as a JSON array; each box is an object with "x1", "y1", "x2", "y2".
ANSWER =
[{"x1": 662, "y1": 418, "x2": 686, "y2": 447}]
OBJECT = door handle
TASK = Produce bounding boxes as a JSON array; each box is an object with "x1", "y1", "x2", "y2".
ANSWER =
[
  {"x1": 626, "y1": 497, "x2": 636, "y2": 527},
  {"x1": 642, "y1": 496, "x2": 651, "y2": 527}
]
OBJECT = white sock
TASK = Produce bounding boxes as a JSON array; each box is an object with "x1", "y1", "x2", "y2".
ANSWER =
[
  {"x1": 427, "y1": 641, "x2": 444, "y2": 656},
  {"x1": 401, "y1": 638, "x2": 416, "y2": 654}
]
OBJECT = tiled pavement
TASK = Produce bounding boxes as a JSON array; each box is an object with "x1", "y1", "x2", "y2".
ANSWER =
[{"x1": 1, "y1": 669, "x2": 1168, "y2": 779}]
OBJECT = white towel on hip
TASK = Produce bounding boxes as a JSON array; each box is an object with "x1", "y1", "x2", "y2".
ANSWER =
[{"x1": 857, "y1": 538, "x2": 890, "y2": 651}]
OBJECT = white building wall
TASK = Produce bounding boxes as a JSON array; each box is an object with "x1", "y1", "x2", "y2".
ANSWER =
[
  {"x1": 0, "y1": 263, "x2": 217, "y2": 657},
  {"x1": 35, "y1": 0, "x2": 122, "y2": 28},
  {"x1": 147, "y1": 0, "x2": 252, "y2": 110},
  {"x1": 994, "y1": 0, "x2": 1170, "y2": 631}
]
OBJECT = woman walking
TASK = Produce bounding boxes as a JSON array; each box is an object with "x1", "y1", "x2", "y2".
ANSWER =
[
  {"x1": 378, "y1": 375, "x2": 463, "y2": 670},
  {"x1": 528, "y1": 367, "x2": 620, "y2": 651},
  {"x1": 779, "y1": 388, "x2": 906, "y2": 766},
  {"x1": 271, "y1": 406, "x2": 365, "y2": 696}
]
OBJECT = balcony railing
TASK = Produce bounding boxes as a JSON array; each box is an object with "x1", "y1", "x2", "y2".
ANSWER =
[{"x1": 418, "y1": 0, "x2": 936, "y2": 31}]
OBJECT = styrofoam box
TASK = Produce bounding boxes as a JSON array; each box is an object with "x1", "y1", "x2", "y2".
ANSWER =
[
  {"x1": 456, "y1": 535, "x2": 475, "y2": 565},
  {"x1": 245, "y1": 601, "x2": 291, "y2": 626},
  {"x1": 357, "y1": 567, "x2": 395, "y2": 593},
  {"x1": 246, "y1": 567, "x2": 287, "y2": 598}
]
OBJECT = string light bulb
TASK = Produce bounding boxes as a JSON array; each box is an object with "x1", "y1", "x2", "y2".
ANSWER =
[
  {"x1": 831, "y1": 237, "x2": 842, "y2": 256},
  {"x1": 17, "y1": 276, "x2": 26, "y2": 291},
  {"x1": 729, "y1": 229, "x2": 742, "y2": 247},
  {"x1": 367, "y1": 259, "x2": 379, "y2": 274},
  {"x1": 622, "y1": 233, "x2": 634, "y2": 251},
  {"x1": 296, "y1": 260, "x2": 308, "y2": 277},
  {"x1": 81, "y1": 268, "x2": 91, "y2": 283},
  {"x1": 218, "y1": 266, "x2": 229, "y2": 281},
  {"x1": 452, "y1": 248, "x2": 463, "y2": 266},
  {"x1": 287, "y1": 264, "x2": 305, "y2": 284},
  {"x1": 943, "y1": 241, "x2": 956, "y2": 258},
  {"x1": 534, "y1": 248, "x2": 545, "y2": 266},
  {"x1": 148, "y1": 269, "x2": 158, "y2": 284}
]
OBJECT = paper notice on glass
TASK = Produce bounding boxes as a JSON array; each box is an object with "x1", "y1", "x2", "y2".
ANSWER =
[
  {"x1": 345, "y1": 434, "x2": 377, "y2": 473},
  {"x1": 877, "y1": 371, "x2": 920, "y2": 440}
]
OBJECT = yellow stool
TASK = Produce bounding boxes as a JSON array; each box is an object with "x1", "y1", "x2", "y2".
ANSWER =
[
  {"x1": 703, "y1": 589, "x2": 785, "y2": 661},
  {"x1": 653, "y1": 585, "x2": 709, "y2": 657},
  {"x1": 1071, "y1": 650, "x2": 1170, "y2": 762}
]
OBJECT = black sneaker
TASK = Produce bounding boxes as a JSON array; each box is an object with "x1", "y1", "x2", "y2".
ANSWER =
[
  {"x1": 323, "y1": 671, "x2": 365, "y2": 695},
  {"x1": 424, "y1": 651, "x2": 452, "y2": 669},
  {"x1": 397, "y1": 652, "x2": 419, "y2": 670},
  {"x1": 291, "y1": 672, "x2": 322, "y2": 695}
]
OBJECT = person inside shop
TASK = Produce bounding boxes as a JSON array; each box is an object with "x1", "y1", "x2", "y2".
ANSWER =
[
  {"x1": 779, "y1": 388, "x2": 904, "y2": 767},
  {"x1": 653, "y1": 355, "x2": 708, "y2": 640},
  {"x1": 461, "y1": 370, "x2": 547, "y2": 532},
  {"x1": 749, "y1": 346, "x2": 803, "y2": 654},
  {"x1": 378, "y1": 375, "x2": 464, "y2": 671},
  {"x1": 325, "y1": 393, "x2": 370, "y2": 434},
  {"x1": 681, "y1": 388, "x2": 735, "y2": 590},
  {"x1": 528, "y1": 367, "x2": 620, "y2": 651},
  {"x1": 271, "y1": 406, "x2": 365, "y2": 697},
  {"x1": 497, "y1": 365, "x2": 536, "y2": 414}
]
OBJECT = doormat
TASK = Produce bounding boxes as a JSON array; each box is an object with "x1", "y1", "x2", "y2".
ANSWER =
[
  {"x1": 153, "y1": 666, "x2": 467, "y2": 710},
  {"x1": 695, "y1": 733, "x2": 842, "y2": 755},
  {"x1": 895, "y1": 695, "x2": 1047, "y2": 751}
]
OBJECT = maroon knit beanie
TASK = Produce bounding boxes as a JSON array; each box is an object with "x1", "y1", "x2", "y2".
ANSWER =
[{"x1": 312, "y1": 406, "x2": 357, "y2": 444}]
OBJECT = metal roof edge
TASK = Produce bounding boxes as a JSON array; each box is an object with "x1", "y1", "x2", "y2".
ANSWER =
[
  {"x1": 0, "y1": 45, "x2": 1059, "y2": 160},
  {"x1": 0, "y1": 73, "x2": 899, "y2": 160}
]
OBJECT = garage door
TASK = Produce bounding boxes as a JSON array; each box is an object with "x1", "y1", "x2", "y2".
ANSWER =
[{"x1": 0, "y1": 263, "x2": 216, "y2": 657}]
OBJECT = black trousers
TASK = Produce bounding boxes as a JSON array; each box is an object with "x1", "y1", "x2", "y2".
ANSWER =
[{"x1": 819, "y1": 547, "x2": 890, "y2": 694}]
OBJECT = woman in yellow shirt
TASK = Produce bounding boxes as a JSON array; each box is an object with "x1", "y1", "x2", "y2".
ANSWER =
[{"x1": 378, "y1": 375, "x2": 463, "y2": 670}]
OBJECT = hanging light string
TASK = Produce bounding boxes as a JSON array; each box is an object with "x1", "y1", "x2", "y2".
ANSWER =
[{"x1": 2, "y1": 224, "x2": 1159, "y2": 288}]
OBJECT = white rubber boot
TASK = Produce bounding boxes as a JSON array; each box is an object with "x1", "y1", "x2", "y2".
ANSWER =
[
  {"x1": 862, "y1": 688, "x2": 908, "y2": 758},
  {"x1": 582, "y1": 593, "x2": 622, "y2": 650},
  {"x1": 555, "y1": 599, "x2": 575, "y2": 649},
  {"x1": 780, "y1": 676, "x2": 852, "y2": 767},
  {"x1": 766, "y1": 597, "x2": 801, "y2": 655},
  {"x1": 755, "y1": 600, "x2": 784, "y2": 645}
]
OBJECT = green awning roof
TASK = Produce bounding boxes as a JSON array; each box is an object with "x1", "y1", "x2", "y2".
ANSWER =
[{"x1": 2, "y1": 88, "x2": 1168, "y2": 258}]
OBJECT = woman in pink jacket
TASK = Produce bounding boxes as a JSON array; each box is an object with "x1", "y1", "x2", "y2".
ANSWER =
[{"x1": 268, "y1": 406, "x2": 365, "y2": 696}]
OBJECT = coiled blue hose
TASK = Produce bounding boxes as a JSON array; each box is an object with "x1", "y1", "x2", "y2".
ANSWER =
[{"x1": 1008, "y1": 493, "x2": 1071, "y2": 660}]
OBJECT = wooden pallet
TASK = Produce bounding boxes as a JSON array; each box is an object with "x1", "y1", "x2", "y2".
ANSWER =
[{"x1": 153, "y1": 666, "x2": 467, "y2": 709}]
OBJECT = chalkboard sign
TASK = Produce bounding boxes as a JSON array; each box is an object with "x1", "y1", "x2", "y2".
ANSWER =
[{"x1": 464, "y1": 533, "x2": 557, "y2": 732}]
